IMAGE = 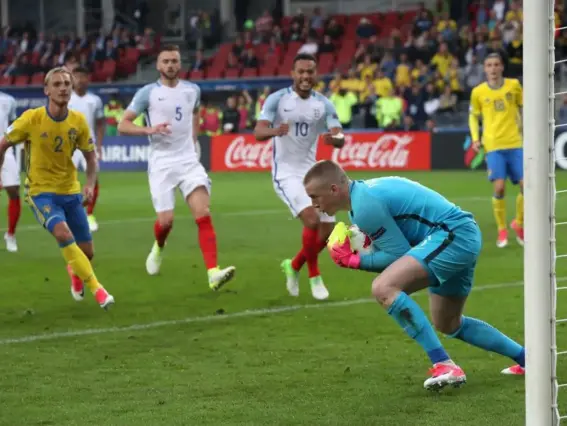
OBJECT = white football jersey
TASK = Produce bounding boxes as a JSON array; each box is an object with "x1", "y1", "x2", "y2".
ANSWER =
[
  {"x1": 68, "y1": 91, "x2": 104, "y2": 142},
  {"x1": 259, "y1": 87, "x2": 341, "y2": 179},
  {"x1": 0, "y1": 91, "x2": 17, "y2": 135},
  {"x1": 127, "y1": 80, "x2": 200, "y2": 167}
]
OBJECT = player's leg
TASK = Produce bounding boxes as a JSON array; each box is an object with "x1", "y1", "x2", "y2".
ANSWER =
[
  {"x1": 182, "y1": 170, "x2": 235, "y2": 291},
  {"x1": 26, "y1": 193, "x2": 113, "y2": 309},
  {"x1": 486, "y1": 150, "x2": 508, "y2": 247},
  {"x1": 370, "y1": 255, "x2": 462, "y2": 390},
  {"x1": 62, "y1": 194, "x2": 113, "y2": 308},
  {"x1": 429, "y1": 268, "x2": 525, "y2": 376},
  {"x1": 146, "y1": 172, "x2": 176, "y2": 275},
  {"x1": 1, "y1": 151, "x2": 21, "y2": 252},
  {"x1": 275, "y1": 176, "x2": 329, "y2": 300},
  {"x1": 508, "y1": 148, "x2": 524, "y2": 245},
  {"x1": 72, "y1": 150, "x2": 99, "y2": 232}
]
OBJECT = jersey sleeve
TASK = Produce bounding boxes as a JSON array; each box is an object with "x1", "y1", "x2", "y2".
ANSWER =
[
  {"x1": 515, "y1": 80, "x2": 523, "y2": 108},
  {"x1": 469, "y1": 87, "x2": 481, "y2": 117},
  {"x1": 353, "y1": 192, "x2": 412, "y2": 272},
  {"x1": 323, "y1": 96, "x2": 342, "y2": 129},
  {"x1": 9, "y1": 97, "x2": 17, "y2": 122},
  {"x1": 126, "y1": 84, "x2": 152, "y2": 115},
  {"x1": 5, "y1": 109, "x2": 32, "y2": 145},
  {"x1": 77, "y1": 115, "x2": 95, "y2": 153},
  {"x1": 258, "y1": 91, "x2": 284, "y2": 123},
  {"x1": 94, "y1": 95, "x2": 104, "y2": 120},
  {"x1": 193, "y1": 84, "x2": 201, "y2": 111}
]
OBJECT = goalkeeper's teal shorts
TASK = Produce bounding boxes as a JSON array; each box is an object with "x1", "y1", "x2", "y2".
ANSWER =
[{"x1": 406, "y1": 220, "x2": 482, "y2": 298}]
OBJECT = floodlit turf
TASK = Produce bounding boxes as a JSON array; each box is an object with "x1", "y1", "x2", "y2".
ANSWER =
[{"x1": 1, "y1": 171, "x2": 567, "y2": 425}]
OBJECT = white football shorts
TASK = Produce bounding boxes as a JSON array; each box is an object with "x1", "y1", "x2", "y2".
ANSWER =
[
  {"x1": 1, "y1": 148, "x2": 20, "y2": 187},
  {"x1": 148, "y1": 161, "x2": 211, "y2": 213},
  {"x1": 72, "y1": 150, "x2": 100, "y2": 172},
  {"x1": 272, "y1": 174, "x2": 335, "y2": 222}
]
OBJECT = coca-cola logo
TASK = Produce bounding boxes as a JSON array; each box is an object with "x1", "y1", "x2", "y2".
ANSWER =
[
  {"x1": 331, "y1": 133, "x2": 414, "y2": 168},
  {"x1": 224, "y1": 136, "x2": 273, "y2": 169}
]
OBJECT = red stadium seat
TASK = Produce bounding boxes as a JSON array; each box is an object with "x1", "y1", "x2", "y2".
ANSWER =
[
  {"x1": 241, "y1": 68, "x2": 258, "y2": 78},
  {"x1": 224, "y1": 68, "x2": 240, "y2": 78},
  {"x1": 190, "y1": 70, "x2": 205, "y2": 80},
  {"x1": 30, "y1": 72, "x2": 45, "y2": 85},
  {"x1": 13, "y1": 75, "x2": 29, "y2": 86}
]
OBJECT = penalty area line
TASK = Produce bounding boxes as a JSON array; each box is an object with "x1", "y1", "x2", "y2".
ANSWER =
[{"x1": 0, "y1": 277, "x2": 549, "y2": 346}]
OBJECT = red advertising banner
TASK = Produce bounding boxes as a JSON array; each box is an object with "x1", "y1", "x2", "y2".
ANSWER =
[{"x1": 210, "y1": 131, "x2": 431, "y2": 172}]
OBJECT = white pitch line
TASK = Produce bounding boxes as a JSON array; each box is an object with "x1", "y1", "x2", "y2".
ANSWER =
[
  {"x1": 0, "y1": 196, "x2": 492, "y2": 234},
  {"x1": 0, "y1": 276, "x2": 554, "y2": 346}
]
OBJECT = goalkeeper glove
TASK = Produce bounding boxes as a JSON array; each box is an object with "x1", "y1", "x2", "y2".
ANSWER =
[{"x1": 327, "y1": 222, "x2": 361, "y2": 269}]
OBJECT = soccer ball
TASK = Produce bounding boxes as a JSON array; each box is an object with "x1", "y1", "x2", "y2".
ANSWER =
[{"x1": 349, "y1": 225, "x2": 373, "y2": 255}]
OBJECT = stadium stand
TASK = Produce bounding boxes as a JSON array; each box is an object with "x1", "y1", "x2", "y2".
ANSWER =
[
  {"x1": 189, "y1": 0, "x2": 550, "y2": 133},
  {"x1": 0, "y1": 24, "x2": 161, "y2": 85}
]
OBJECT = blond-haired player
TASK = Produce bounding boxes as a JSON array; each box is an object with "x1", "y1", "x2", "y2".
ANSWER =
[
  {"x1": 469, "y1": 52, "x2": 524, "y2": 248},
  {"x1": 0, "y1": 67, "x2": 114, "y2": 309}
]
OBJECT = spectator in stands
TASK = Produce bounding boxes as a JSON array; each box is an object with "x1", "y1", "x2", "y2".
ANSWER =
[
  {"x1": 405, "y1": 84, "x2": 428, "y2": 129},
  {"x1": 242, "y1": 48, "x2": 259, "y2": 68},
  {"x1": 395, "y1": 53, "x2": 412, "y2": 88},
  {"x1": 376, "y1": 87, "x2": 403, "y2": 129},
  {"x1": 272, "y1": 25, "x2": 284, "y2": 44},
  {"x1": 438, "y1": 85, "x2": 458, "y2": 113},
  {"x1": 255, "y1": 86, "x2": 270, "y2": 121},
  {"x1": 266, "y1": 36, "x2": 282, "y2": 61},
  {"x1": 506, "y1": 29, "x2": 522, "y2": 77},
  {"x1": 330, "y1": 88, "x2": 358, "y2": 128},
  {"x1": 255, "y1": 10, "x2": 274, "y2": 42},
  {"x1": 465, "y1": 54, "x2": 484, "y2": 89},
  {"x1": 437, "y1": 12, "x2": 457, "y2": 41},
  {"x1": 381, "y1": 52, "x2": 397, "y2": 80},
  {"x1": 358, "y1": 54, "x2": 377, "y2": 81},
  {"x1": 432, "y1": 41, "x2": 452, "y2": 74},
  {"x1": 222, "y1": 96, "x2": 240, "y2": 133},
  {"x1": 324, "y1": 18, "x2": 343, "y2": 41},
  {"x1": 288, "y1": 21, "x2": 303, "y2": 42},
  {"x1": 310, "y1": 7, "x2": 325, "y2": 31},
  {"x1": 505, "y1": 1, "x2": 523, "y2": 23},
  {"x1": 373, "y1": 68, "x2": 394, "y2": 98},
  {"x1": 298, "y1": 35, "x2": 318, "y2": 55},
  {"x1": 191, "y1": 49, "x2": 206, "y2": 71},
  {"x1": 318, "y1": 35, "x2": 335, "y2": 54},
  {"x1": 414, "y1": 9, "x2": 433, "y2": 35},
  {"x1": 33, "y1": 32, "x2": 46, "y2": 55},
  {"x1": 356, "y1": 18, "x2": 376, "y2": 39},
  {"x1": 232, "y1": 35, "x2": 244, "y2": 58},
  {"x1": 238, "y1": 90, "x2": 253, "y2": 131},
  {"x1": 492, "y1": 0, "x2": 507, "y2": 21},
  {"x1": 226, "y1": 52, "x2": 239, "y2": 69},
  {"x1": 104, "y1": 39, "x2": 118, "y2": 60},
  {"x1": 19, "y1": 32, "x2": 31, "y2": 54},
  {"x1": 423, "y1": 82, "x2": 440, "y2": 118}
]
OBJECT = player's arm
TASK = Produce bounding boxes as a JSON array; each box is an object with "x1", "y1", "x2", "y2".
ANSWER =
[
  {"x1": 95, "y1": 96, "x2": 105, "y2": 153},
  {"x1": 468, "y1": 87, "x2": 482, "y2": 151},
  {"x1": 0, "y1": 111, "x2": 30, "y2": 175},
  {"x1": 77, "y1": 119, "x2": 97, "y2": 188},
  {"x1": 322, "y1": 97, "x2": 344, "y2": 148},
  {"x1": 356, "y1": 196, "x2": 412, "y2": 272},
  {"x1": 254, "y1": 92, "x2": 288, "y2": 141},
  {"x1": 192, "y1": 86, "x2": 201, "y2": 158},
  {"x1": 118, "y1": 86, "x2": 169, "y2": 136}
]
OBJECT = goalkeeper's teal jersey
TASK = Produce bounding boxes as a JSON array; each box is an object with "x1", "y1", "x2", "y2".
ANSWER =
[{"x1": 348, "y1": 177, "x2": 475, "y2": 271}]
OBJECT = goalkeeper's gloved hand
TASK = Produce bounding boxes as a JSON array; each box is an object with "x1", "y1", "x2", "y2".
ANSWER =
[{"x1": 327, "y1": 222, "x2": 361, "y2": 269}]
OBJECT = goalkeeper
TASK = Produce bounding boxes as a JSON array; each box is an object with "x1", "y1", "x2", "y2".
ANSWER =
[{"x1": 303, "y1": 160, "x2": 525, "y2": 391}]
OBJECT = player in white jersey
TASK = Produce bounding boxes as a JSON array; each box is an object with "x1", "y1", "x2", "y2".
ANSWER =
[
  {"x1": 254, "y1": 53, "x2": 345, "y2": 300},
  {"x1": 117, "y1": 45, "x2": 235, "y2": 291},
  {"x1": 68, "y1": 66, "x2": 105, "y2": 233},
  {"x1": 0, "y1": 91, "x2": 21, "y2": 252}
]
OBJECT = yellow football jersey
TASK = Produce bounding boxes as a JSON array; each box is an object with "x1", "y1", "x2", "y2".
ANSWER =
[
  {"x1": 469, "y1": 78, "x2": 523, "y2": 153},
  {"x1": 5, "y1": 106, "x2": 94, "y2": 196}
]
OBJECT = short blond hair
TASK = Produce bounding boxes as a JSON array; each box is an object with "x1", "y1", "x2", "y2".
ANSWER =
[
  {"x1": 44, "y1": 67, "x2": 73, "y2": 86},
  {"x1": 303, "y1": 160, "x2": 348, "y2": 186}
]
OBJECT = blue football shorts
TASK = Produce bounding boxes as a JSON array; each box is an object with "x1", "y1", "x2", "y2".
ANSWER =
[
  {"x1": 485, "y1": 148, "x2": 523, "y2": 184},
  {"x1": 407, "y1": 220, "x2": 482, "y2": 298},
  {"x1": 26, "y1": 192, "x2": 92, "y2": 243}
]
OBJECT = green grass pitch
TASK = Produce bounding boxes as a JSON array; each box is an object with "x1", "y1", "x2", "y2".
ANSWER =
[{"x1": 1, "y1": 170, "x2": 567, "y2": 426}]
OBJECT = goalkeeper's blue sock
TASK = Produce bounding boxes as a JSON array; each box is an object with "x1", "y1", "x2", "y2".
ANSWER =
[
  {"x1": 388, "y1": 292, "x2": 450, "y2": 364},
  {"x1": 450, "y1": 316, "x2": 525, "y2": 367}
]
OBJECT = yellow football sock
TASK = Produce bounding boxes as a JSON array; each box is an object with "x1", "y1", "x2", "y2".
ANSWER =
[
  {"x1": 515, "y1": 193, "x2": 524, "y2": 227},
  {"x1": 60, "y1": 242, "x2": 101, "y2": 294},
  {"x1": 492, "y1": 197, "x2": 507, "y2": 231}
]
